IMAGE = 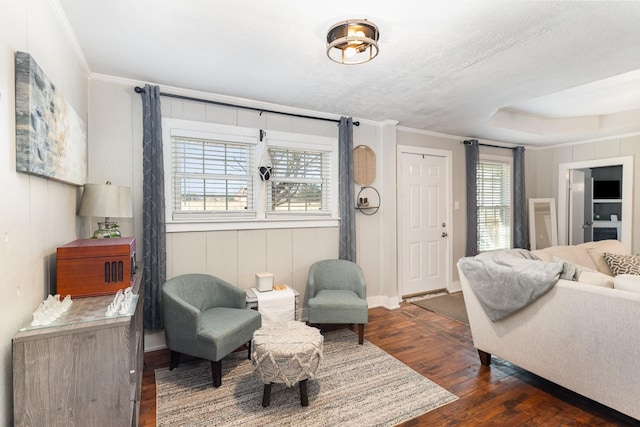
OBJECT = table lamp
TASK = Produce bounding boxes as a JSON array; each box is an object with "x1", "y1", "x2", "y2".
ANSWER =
[{"x1": 79, "y1": 181, "x2": 133, "y2": 238}]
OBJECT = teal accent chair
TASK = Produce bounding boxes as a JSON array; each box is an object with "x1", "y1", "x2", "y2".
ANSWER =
[
  {"x1": 307, "y1": 259, "x2": 368, "y2": 344},
  {"x1": 162, "y1": 274, "x2": 261, "y2": 387}
]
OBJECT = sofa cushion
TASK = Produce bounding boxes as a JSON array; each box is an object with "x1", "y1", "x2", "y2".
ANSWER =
[
  {"x1": 603, "y1": 253, "x2": 640, "y2": 276},
  {"x1": 614, "y1": 274, "x2": 640, "y2": 293},
  {"x1": 532, "y1": 240, "x2": 628, "y2": 275},
  {"x1": 532, "y1": 245, "x2": 598, "y2": 271},
  {"x1": 551, "y1": 255, "x2": 614, "y2": 288},
  {"x1": 576, "y1": 270, "x2": 615, "y2": 288},
  {"x1": 587, "y1": 249, "x2": 614, "y2": 275},
  {"x1": 585, "y1": 239, "x2": 630, "y2": 275}
]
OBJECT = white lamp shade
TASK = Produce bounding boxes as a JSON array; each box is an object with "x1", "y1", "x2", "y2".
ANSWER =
[{"x1": 79, "y1": 183, "x2": 133, "y2": 218}]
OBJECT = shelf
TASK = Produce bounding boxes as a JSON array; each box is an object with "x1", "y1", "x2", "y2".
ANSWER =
[
  {"x1": 593, "y1": 220, "x2": 621, "y2": 227},
  {"x1": 593, "y1": 199, "x2": 622, "y2": 203},
  {"x1": 355, "y1": 186, "x2": 380, "y2": 216}
]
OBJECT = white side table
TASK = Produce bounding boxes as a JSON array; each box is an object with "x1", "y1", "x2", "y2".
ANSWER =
[{"x1": 246, "y1": 287, "x2": 300, "y2": 320}]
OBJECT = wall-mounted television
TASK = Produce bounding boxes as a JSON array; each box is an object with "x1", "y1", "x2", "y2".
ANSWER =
[{"x1": 593, "y1": 180, "x2": 621, "y2": 199}]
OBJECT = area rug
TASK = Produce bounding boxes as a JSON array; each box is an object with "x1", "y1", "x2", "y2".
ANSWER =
[
  {"x1": 411, "y1": 293, "x2": 469, "y2": 325},
  {"x1": 155, "y1": 329, "x2": 458, "y2": 426}
]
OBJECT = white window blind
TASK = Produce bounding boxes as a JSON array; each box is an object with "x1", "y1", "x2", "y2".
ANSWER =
[
  {"x1": 171, "y1": 136, "x2": 254, "y2": 219},
  {"x1": 266, "y1": 147, "x2": 330, "y2": 215},
  {"x1": 477, "y1": 158, "x2": 512, "y2": 252}
]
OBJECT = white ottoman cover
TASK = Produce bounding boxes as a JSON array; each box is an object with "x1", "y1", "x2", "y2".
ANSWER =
[{"x1": 252, "y1": 321, "x2": 323, "y2": 387}]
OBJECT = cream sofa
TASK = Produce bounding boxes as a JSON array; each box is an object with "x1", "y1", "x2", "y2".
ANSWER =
[{"x1": 458, "y1": 240, "x2": 640, "y2": 420}]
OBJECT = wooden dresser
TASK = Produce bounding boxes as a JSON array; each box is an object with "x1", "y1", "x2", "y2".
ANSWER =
[{"x1": 12, "y1": 263, "x2": 144, "y2": 426}]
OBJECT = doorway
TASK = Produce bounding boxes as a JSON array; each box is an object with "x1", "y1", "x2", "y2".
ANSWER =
[
  {"x1": 558, "y1": 156, "x2": 632, "y2": 249},
  {"x1": 397, "y1": 146, "x2": 452, "y2": 297}
]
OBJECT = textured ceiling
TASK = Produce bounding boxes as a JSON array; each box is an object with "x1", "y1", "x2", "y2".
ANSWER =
[{"x1": 58, "y1": 0, "x2": 640, "y2": 146}]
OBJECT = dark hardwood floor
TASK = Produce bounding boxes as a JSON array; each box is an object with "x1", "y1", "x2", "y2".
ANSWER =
[{"x1": 139, "y1": 303, "x2": 639, "y2": 426}]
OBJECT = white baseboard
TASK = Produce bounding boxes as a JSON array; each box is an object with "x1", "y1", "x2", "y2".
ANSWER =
[
  {"x1": 367, "y1": 295, "x2": 401, "y2": 310},
  {"x1": 144, "y1": 329, "x2": 167, "y2": 352},
  {"x1": 447, "y1": 280, "x2": 462, "y2": 293}
]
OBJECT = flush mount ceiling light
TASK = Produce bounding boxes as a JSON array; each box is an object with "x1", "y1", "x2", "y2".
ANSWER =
[{"x1": 326, "y1": 19, "x2": 379, "y2": 65}]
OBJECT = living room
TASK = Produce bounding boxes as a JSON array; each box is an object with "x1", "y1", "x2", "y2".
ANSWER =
[{"x1": 2, "y1": 1, "x2": 640, "y2": 425}]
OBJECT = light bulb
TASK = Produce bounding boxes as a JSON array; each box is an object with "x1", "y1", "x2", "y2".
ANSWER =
[
  {"x1": 344, "y1": 46, "x2": 358, "y2": 58},
  {"x1": 347, "y1": 29, "x2": 366, "y2": 46}
]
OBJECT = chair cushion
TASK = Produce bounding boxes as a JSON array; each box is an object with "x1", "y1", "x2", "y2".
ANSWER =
[
  {"x1": 308, "y1": 289, "x2": 368, "y2": 324},
  {"x1": 308, "y1": 260, "x2": 367, "y2": 299},
  {"x1": 198, "y1": 307, "x2": 262, "y2": 361}
]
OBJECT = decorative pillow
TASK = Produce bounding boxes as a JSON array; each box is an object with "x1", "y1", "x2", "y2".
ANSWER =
[
  {"x1": 603, "y1": 253, "x2": 640, "y2": 276},
  {"x1": 614, "y1": 274, "x2": 640, "y2": 293}
]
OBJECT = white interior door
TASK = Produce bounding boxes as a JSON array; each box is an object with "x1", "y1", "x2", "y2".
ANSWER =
[
  {"x1": 399, "y1": 152, "x2": 449, "y2": 297},
  {"x1": 569, "y1": 169, "x2": 585, "y2": 245}
]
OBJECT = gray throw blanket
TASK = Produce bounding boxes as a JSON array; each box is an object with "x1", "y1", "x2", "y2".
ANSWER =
[{"x1": 459, "y1": 249, "x2": 570, "y2": 322}]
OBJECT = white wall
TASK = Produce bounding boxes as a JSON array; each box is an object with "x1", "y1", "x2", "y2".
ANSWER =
[{"x1": 0, "y1": 0, "x2": 89, "y2": 424}]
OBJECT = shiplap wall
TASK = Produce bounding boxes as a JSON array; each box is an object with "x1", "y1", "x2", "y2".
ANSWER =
[
  {"x1": 161, "y1": 96, "x2": 361, "y2": 308},
  {"x1": 1, "y1": 1, "x2": 90, "y2": 424}
]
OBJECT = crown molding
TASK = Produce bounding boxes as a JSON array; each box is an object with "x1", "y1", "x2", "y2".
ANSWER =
[{"x1": 49, "y1": 0, "x2": 91, "y2": 74}]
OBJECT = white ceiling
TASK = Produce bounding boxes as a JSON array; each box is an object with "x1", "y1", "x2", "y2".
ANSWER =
[{"x1": 57, "y1": 0, "x2": 640, "y2": 146}]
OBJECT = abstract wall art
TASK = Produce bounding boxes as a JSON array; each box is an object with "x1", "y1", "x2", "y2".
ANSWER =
[{"x1": 15, "y1": 51, "x2": 87, "y2": 185}]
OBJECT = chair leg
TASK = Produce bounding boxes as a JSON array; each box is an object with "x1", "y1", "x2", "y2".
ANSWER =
[
  {"x1": 169, "y1": 351, "x2": 180, "y2": 370},
  {"x1": 357, "y1": 324, "x2": 365, "y2": 345},
  {"x1": 247, "y1": 340, "x2": 252, "y2": 360},
  {"x1": 262, "y1": 383, "x2": 272, "y2": 407},
  {"x1": 211, "y1": 360, "x2": 222, "y2": 387},
  {"x1": 478, "y1": 350, "x2": 492, "y2": 366},
  {"x1": 299, "y1": 379, "x2": 309, "y2": 407}
]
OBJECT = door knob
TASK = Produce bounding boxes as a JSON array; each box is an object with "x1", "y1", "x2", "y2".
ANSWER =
[{"x1": 441, "y1": 232, "x2": 448, "y2": 238}]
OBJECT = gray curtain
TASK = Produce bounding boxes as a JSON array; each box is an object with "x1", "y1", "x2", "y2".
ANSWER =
[
  {"x1": 464, "y1": 139, "x2": 479, "y2": 256},
  {"x1": 338, "y1": 117, "x2": 356, "y2": 262},
  {"x1": 140, "y1": 84, "x2": 166, "y2": 330},
  {"x1": 513, "y1": 146, "x2": 529, "y2": 249}
]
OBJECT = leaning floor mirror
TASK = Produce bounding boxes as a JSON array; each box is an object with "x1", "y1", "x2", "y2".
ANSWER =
[{"x1": 529, "y1": 198, "x2": 558, "y2": 250}]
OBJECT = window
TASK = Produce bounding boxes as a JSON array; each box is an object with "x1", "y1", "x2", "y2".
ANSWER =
[
  {"x1": 477, "y1": 155, "x2": 512, "y2": 252},
  {"x1": 166, "y1": 122, "x2": 257, "y2": 221},
  {"x1": 172, "y1": 136, "x2": 254, "y2": 218},
  {"x1": 267, "y1": 147, "x2": 330, "y2": 215},
  {"x1": 162, "y1": 119, "x2": 338, "y2": 230}
]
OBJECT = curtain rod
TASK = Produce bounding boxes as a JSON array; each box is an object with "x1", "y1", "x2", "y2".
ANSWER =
[
  {"x1": 134, "y1": 86, "x2": 359, "y2": 126},
  {"x1": 462, "y1": 139, "x2": 517, "y2": 150}
]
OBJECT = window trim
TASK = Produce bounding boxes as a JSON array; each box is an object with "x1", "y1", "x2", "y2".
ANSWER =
[
  {"x1": 477, "y1": 153, "x2": 513, "y2": 252},
  {"x1": 162, "y1": 119, "x2": 339, "y2": 232}
]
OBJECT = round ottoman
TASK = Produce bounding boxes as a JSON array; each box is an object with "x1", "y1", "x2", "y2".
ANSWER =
[{"x1": 251, "y1": 321, "x2": 323, "y2": 407}]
